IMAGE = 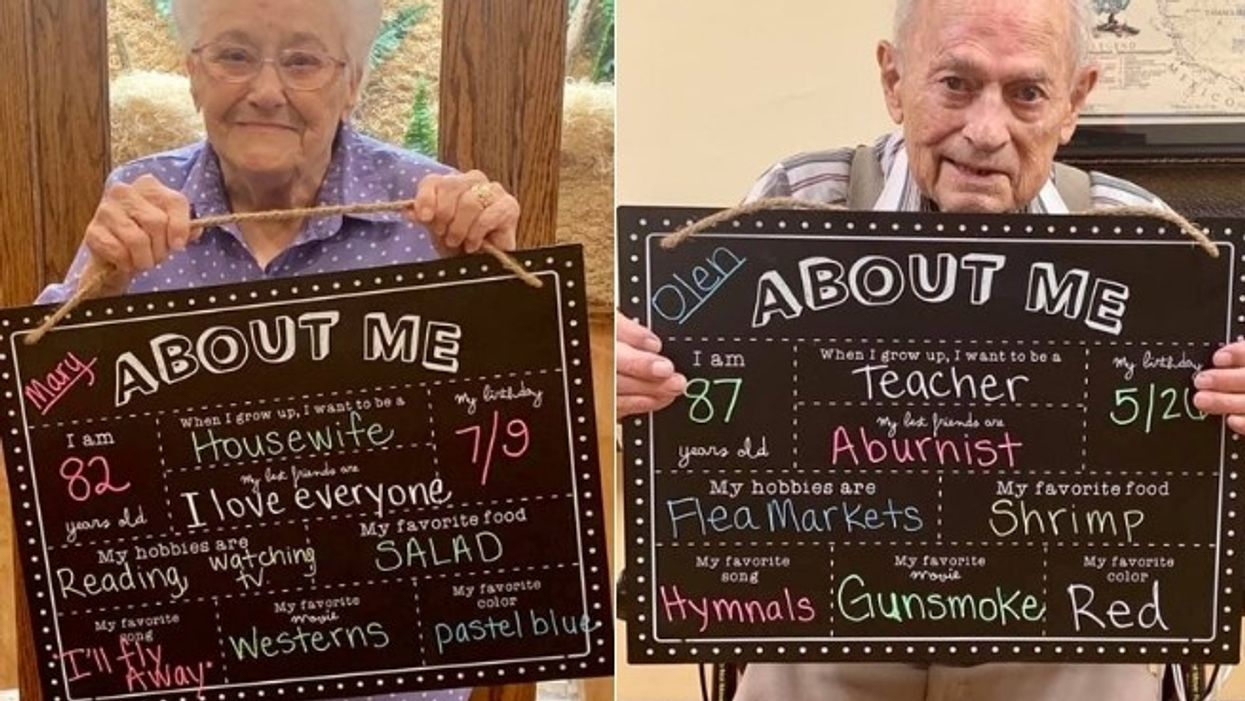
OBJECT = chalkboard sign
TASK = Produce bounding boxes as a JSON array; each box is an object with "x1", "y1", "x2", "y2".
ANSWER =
[
  {"x1": 0, "y1": 244, "x2": 611, "y2": 700},
  {"x1": 618, "y1": 207, "x2": 1245, "y2": 664}
]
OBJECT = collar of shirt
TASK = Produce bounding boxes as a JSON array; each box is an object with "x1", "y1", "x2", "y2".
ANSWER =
[
  {"x1": 183, "y1": 122, "x2": 410, "y2": 248},
  {"x1": 872, "y1": 131, "x2": 1068, "y2": 214}
]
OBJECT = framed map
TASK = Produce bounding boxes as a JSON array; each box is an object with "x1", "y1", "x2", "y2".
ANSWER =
[{"x1": 1063, "y1": 0, "x2": 1245, "y2": 159}]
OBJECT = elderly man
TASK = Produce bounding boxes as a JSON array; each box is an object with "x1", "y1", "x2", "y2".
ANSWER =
[
  {"x1": 39, "y1": 2, "x2": 520, "y2": 701},
  {"x1": 618, "y1": 0, "x2": 1245, "y2": 698}
]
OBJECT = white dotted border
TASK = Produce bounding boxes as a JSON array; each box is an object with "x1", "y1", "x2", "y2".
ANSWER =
[
  {"x1": 630, "y1": 642, "x2": 1234, "y2": 663},
  {"x1": 666, "y1": 337, "x2": 1223, "y2": 346},
  {"x1": 619, "y1": 209, "x2": 1243, "y2": 663},
  {"x1": 665, "y1": 337, "x2": 1224, "y2": 346},
  {"x1": 655, "y1": 468, "x2": 1219, "y2": 477},
  {"x1": 0, "y1": 246, "x2": 614, "y2": 699},
  {"x1": 652, "y1": 540, "x2": 1218, "y2": 548}
]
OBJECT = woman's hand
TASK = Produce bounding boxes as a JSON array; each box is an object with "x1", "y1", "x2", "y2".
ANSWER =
[
  {"x1": 409, "y1": 170, "x2": 520, "y2": 253},
  {"x1": 83, "y1": 174, "x2": 197, "y2": 297},
  {"x1": 617, "y1": 311, "x2": 687, "y2": 418}
]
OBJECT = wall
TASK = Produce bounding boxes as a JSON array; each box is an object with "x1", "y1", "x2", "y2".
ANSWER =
[{"x1": 616, "y1": 0, "x2": 892, "y2": 207}]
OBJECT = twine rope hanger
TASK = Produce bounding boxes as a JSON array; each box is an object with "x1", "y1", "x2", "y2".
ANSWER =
[
  {"x1": 659, "y1": 196, "x2": 1220, "y2": 258},
  {"x1": 24, "y1": 198, "x2": 543, "y2": 345}
]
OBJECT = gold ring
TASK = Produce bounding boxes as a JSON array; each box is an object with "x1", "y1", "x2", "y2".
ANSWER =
[{"x1": 471, "y1": 183, "x2": 495, "y2": 209}]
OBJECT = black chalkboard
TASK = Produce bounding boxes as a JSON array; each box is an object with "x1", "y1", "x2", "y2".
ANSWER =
[
  {"x1": 619, "y1": 207, "x2": 1245, "y2": 664},
  {"x1": 0, "y1": 244, "x2": 612, "y2": 700}
]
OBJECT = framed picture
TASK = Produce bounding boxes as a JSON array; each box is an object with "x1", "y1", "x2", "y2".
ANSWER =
[{"x1": 1059, "y1": 0, "x2": 1245, "y2": 162}]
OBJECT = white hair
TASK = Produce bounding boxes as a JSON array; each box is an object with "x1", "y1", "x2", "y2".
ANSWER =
[
  {"x1": 893, "y1": 0, "x2": 1093, "y2": 70},
  {"x1": 170, "y1": 0, "x2": 383, "y2": 81}
]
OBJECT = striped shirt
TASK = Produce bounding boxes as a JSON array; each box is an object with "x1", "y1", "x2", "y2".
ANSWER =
[{"x1": 745, "y1": 131, "x2": 1166, "y2": 212}]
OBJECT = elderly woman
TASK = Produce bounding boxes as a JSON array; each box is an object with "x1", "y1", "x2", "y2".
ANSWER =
[
  {"x1": 40, "y1": 0, "x2": 519, "y2": 304},
  {"x1": 38, "y1": 2, "x2": 517, "y2": 701}
]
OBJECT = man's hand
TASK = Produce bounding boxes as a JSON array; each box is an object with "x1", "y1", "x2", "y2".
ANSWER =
[
  {"x1": 1193, "y1": 340, "x2": 1245, "y2": 434},
  {"x1": 83, "y1": 174, "x2": 198, "y2": 296},
  {"x1": 617, "y1": 312, "x2": 687, "y2": 418},
  {"x1": 408, "y1": 170, "x2": 520, "y2": 253}
]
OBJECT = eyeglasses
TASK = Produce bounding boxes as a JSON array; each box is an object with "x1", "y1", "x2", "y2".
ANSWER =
[{"x1": 191, "y1": 41, "x2": 347, "y2": 91}]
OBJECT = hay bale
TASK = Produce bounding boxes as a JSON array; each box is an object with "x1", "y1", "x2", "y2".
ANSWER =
[
  {"x1": 109, "y1": 71, "x2": 204, "y2": 166},
  {"x1": 555, "y1": 81, "x2": 614, "y2": 317},
  {"x1": 108, "y1": 0, "x2": 184, "y2": 79},
  {"x1": 353, "y1": 0, "x2": 444, "y2": 144}
]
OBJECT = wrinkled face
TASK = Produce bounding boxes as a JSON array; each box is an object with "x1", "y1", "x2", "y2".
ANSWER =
[
  {"x1": 878, "y1": 0, "x2": 1097, "y2": 212},
  {"x1": 187, "y1": 0, "x2": 360, "y2": 181}
]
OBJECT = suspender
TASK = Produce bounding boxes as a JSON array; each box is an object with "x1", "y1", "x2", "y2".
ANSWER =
[
  {"x1": 1051, "y1": 161, "x2": 1092, "y2": 213},
  {"x1": 847, "y1": 145, "x2": 886, "y2": 210}
]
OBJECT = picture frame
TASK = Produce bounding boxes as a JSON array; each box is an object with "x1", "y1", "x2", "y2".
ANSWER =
[
  {"x1": 1058, "y1": 0, "x2": 1245, "y2": 163},
  {"x1": 1061, "y1": 122, "x2": 1245, "y2": 163}
]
